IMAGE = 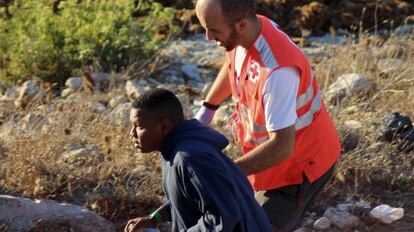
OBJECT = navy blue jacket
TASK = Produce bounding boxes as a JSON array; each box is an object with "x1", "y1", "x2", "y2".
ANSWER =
[{"x1": 159, "y1": 119, "x2": 273, "y2": 232}]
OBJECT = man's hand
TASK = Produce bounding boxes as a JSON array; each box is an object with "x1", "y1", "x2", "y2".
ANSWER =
[{"x1": 124, "y1": 216, "x2": 156, "y2": 232}]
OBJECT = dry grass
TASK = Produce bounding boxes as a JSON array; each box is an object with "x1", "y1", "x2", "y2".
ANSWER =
[
  {"x1": 0, "y1": 32, "x2": 413, "y2": 231},
  {"x1": 311, "y1": 32, "x2": 414, "y2": 216}
]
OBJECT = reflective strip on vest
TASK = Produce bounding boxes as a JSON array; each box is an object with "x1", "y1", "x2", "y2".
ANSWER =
[
  {"x1": 296, "y1": 71, "x2": 315, "y2": 109},
  {"x1": 295, "y1": 91, "x2": 322, "y2": 130},
  {"x1": 240, "y1": 103, "x2": 269, "y2": 145},
  {"x1": 244, "y1": 131, "x2": 269, "y2": 146},
  {"x1": 255, "y1": 135, "x2": 269, "y2": 145},
  {"x1": 254, "y1": 35, "x2": 279, "y2": 70},
  {"x1": 242, "y1": 104, "x2": 268, "y2": 134}
]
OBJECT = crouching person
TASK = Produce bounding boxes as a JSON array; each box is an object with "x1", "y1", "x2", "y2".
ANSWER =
[{"x1": 125, "y1": 88, "x2": 272, "y2": 232}]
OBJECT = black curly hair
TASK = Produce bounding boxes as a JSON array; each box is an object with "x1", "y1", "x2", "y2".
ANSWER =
[{"x1": 132, "y1": 88, "x2": 184, "y2": 124}]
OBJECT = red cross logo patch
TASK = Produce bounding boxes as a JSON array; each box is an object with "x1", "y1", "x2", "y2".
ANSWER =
[{"x1": 248, "y1": 61, "x2": 260, "y2": 83}]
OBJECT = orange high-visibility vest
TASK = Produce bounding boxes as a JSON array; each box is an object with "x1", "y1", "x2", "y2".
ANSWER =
[{"x1": 228, "y1": 15, "x2": 341, "y2": 191}]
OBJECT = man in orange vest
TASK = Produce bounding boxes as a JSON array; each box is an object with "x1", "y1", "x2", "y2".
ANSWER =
[{"x1": 194, "y1": 0, "x2": 342, "y2": 231}]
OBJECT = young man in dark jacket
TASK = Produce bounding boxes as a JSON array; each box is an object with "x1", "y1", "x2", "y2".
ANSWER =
[{"x1": 125, "y1": 88, "x2": 272, "y2": 232}]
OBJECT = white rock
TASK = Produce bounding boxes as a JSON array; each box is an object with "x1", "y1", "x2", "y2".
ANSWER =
[
  {"x1": 0, "y1": 195, "x2": 115, "y2": 232},
  {"x1": 60, "y1": 148, "x2": 91, "y2": 163},
  {"x1": 67, "y1": 143, "x2": 85, "y2": 151},
  {"x1": 65, "y1": 77, "x2": 83, "y2": 91},
  {"x1": 323, "y1": 207, "x2": 359, "y2": 229},
  {"x1": 370, "y1": 204, "x2": 404, "y2": 224},
  {"x1": 92, "y1": 72, "x2": 111, "y2": 90},
  {"x1": 160, "y1": 36, "x2": 225, "y2": 67},
  {"x1": 313, "y1": 216, "x2": 331, "y2": 230},
  {"x1": 107, "y1": 102, "x2": 132, "y2": 126},
  {"x1": 181, "y1": 64, "x2": 202, "y2": 82},
  {"x1": 344, "y1": 120, "x2": 363, "y2": 130},
  {"x1": 344, "y1": 105, "x2": 359, "y2": 114},
  {"x1": 325, "y1": 73, "x2": 373, "y2": 103},
  {"x1": 14, "y1": 80, "x2": 45, "y2": 108},
  {"x1": 61, "y1": 88, "x2": 73, "y2": 98},
  {"x1": 109, "y1": 96, "x2": 128, "y2": 109},
  {"x1": 87, "y1": 102, "x2": 107, "y2": 113},
  {"x1": 21, "y1": 113, "x2": 49, "y2": 133},
  {"x1": 125, "y1": 79, "x2": 146, "y2": 100}
]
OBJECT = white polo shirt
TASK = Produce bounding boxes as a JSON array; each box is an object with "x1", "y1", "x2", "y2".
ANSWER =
[{"x1": 235, "y1": 46, "x2": 299, "y2": 132}]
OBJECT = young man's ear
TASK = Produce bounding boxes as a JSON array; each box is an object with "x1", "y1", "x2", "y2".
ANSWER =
[
  {"x1": 159, "y1": 117, "x2": 172, "y2": 135},
  {"x1": 236, "y1": 19, "x2": 248, "y2": 34}
]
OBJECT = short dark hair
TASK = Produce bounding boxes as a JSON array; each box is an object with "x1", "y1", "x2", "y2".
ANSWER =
[
  {"x1": 132, "y1": 88, "x2": 184, "y2": 124},
  {"x1": 217, "y1": 0, "x2": 256, "y2": 23}
]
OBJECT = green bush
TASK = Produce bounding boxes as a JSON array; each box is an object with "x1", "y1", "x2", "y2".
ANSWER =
[{"x1": 0, "y1": 0, "x2": 179, "y2": 87}]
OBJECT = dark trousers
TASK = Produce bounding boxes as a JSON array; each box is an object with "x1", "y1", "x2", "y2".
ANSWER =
[{"x1": 255, "y1": 165, "x2": 335, "y2": 232}]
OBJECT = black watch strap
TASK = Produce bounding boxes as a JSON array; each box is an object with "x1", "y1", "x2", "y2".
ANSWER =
[{"x1": 202, "y1": 101, "x2": 220, "y2": 110}]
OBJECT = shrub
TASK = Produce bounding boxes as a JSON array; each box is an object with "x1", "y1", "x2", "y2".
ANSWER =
[{"x1": 0, "y1": 0, "x2": 179, "y2": 87}]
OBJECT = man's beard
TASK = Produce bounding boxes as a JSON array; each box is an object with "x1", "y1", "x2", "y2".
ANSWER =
[{"x1": 221, "y1": 26, "x2": 239, "y2": 51}]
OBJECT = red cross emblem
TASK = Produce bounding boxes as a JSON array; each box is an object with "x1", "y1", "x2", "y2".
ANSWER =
[{"x1": 248, "y1": 61, "x2": 260, "y2": 83}]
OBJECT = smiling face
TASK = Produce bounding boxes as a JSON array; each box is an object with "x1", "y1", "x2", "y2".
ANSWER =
[
  {"x1": 196, "y1": 0, "x2": 240, "y2": 51},
  {"x1": 129, "y1": 107, "x2": 165, "y2": 153}
]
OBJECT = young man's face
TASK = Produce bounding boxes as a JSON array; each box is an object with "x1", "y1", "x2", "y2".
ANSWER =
[
  {"x1": 196, "y1": 0, "x2": 240, "y2": 51},
  {"x1": 129, "y1": 108, "x2": 164, "y2": 153}
]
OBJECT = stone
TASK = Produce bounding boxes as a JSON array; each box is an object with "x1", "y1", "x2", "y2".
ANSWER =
[
  {"x1": 125, "y1": 79, "x2": 147, "y2": 100},
  {"x1": 65, "y1": 77, "x2": 83, "y2": 91},
  {"x1": 61, "y1": 88, "x2": 73, "y2": 98},
  {"x1": 0, "y1": 195, "x2": 115, "y2": 232},
  {"x1": 160, "y1": 35, "x2": 225, "y2": 68},
  {"x1": 108, "y1": 96, "x2": 128, "y2": 109},
  {"x1": 323, "y1": 207, "x2": 359, "y2": 229},
  {"x1": 87, "y1": 102, "x2": 107, "y2": 113},
  {"x1": 370, "y1": 204, "x2": 404, "y2": 224},
  {"x1": 107, "y1": 102, "x2": 132, "y2": 126},
  {"x1": 313, "y1": 216, "x2": 331, "y2": 230},
  {"x1": 21, "y1": 113, "x2": 49, "y2": 134},
  {"x1": 380, "y1": 112, "x2": 413, "y2": 142},
  {"x1": 14, "y1": 80, "x2": 45, "y2": 108},
  {"x1": 181, "y1": 64, "x2": 202, "y2": 82},
  {"x1": 92, "y1": 72, "x2": 111, "y2": 91},
  {"x1": 60, "y1": 148, "x2": 91, "y2": 164},
  {"x1": 325, "y1": 73, "x2": 373, "y2": 103},
  {"x1": 344, "y1": 120, "x2": 363, "y2": 130}
]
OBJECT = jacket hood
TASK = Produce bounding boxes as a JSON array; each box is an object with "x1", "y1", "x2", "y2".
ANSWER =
[{"x1": 160, "y1": 119, "x2": 229, "y2": 159}]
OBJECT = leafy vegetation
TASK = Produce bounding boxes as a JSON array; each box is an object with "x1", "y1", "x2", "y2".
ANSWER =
[{"x1": 0, "y1": 0, "x2": 179, "y2": 87}]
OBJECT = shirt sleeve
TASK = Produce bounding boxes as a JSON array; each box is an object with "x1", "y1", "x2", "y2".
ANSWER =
[
  {"x1": 262, "y1": 66, "x2": 300, "y2": 131},
  {"x1": 177, "y1": 154, "x2": 242, "y2": 232}
]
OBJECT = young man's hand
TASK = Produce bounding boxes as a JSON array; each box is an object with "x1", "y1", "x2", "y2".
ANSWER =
[{"x1": 124, "y1": 216, "x2": 156, "y2": 232}]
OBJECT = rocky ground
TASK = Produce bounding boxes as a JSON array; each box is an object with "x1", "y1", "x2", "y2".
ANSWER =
[
  {"x1": 1, "y1": 7, "x2": 414, "y2": 232},
  {"x1": 1, "y1": 25, "x2": 414, "y2": 231},
  {"x1": 163, "y1": 0, "x2": 414, "y2": 38}
]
